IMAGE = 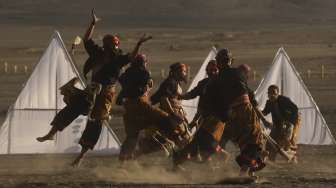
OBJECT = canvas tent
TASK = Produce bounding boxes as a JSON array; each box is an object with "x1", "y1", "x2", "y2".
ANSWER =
[
  {"x1": 0, "y1": 31, "x2": 121, "y2": 154},
  {"x1": 255, "y1": 47, "x2": 336, "y2": 145},
  {"x1": 182, "y1": 47, "x2": 217, "y2": 122}
]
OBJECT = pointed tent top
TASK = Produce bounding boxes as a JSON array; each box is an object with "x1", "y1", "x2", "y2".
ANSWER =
[
  {"x1": 255, "y1": 47, "x2": 290, "y2": 94},
  {"x1": 13, "y1": 31, "x2": 84, "y2": 110},
  {"x1": 51, "y1": 30, "x2": 68, "y2": 56},
  {"x1": 211, "y1": 46, "x2": 217, "y2": 53},
  {"x1": 255, "y1": 47, "x2": 336, "y2": 145},
  {"x1": 277, "y1": 47, "x2": 291, "y2": 60},
  {"x1": 53, "y1": 30, "x2": 61, "y2": 39},
  {"x1": 278, "y1": 46, "x2": 285, "y2": 53},
  {"x1": 272, "y1": 47, "x2": 290, "y2": 66},
  {"x1": 52, "y1": 30, "x2": 85, "y2": 85},
  {"x1": 0, "y1": 31, "x2": 121, "y2": 154},
  {"x1": 269, "y1": 47, "x2": 291, "y2": 67}
]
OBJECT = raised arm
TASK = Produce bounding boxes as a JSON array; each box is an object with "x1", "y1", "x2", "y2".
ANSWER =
[
  {"x1": 180, "y1": 84, "x2": 201, "y2": 100},
  {"x1": 83, "y1": 9, "x2": 100, "y2": 42},
  {"x1": 129, "y1": 34, "x2": 153, "y2": 61}
]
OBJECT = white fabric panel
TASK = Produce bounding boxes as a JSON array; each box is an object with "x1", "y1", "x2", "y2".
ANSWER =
[
  {"x1": 0, "y1": 31, "x2": 121, "y2": 154},
  {"x1": 0, "y1": 110, "x2": 119, "y2": 154},
  {"x1": 0, "y1": 113, "x2": 10, "y2": 153},
  {"x1": 255, "y1": 47, "x2": 335, "y2": 145},
  {"x1": 255, "y1": 52, "x2": 283, "y2": 105},
  {"x1": 7, "y1": 110, "x2": 60, "y2": 153},
  {"x1": 255, "y1": 49, "x2": 285, "y2": 122},
  {"x1": 94, "y1": 122, "x2": 120, "y2": 154},
  {"x1": 182, "y1": 47, "x2": 217, "y2": 122},
  {"x1": 14, "y1": 32, "x2": 80, "y2": 110}
]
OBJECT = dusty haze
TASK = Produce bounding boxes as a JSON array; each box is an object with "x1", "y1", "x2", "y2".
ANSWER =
[{"x1": 0, "y1": 1, "x2": 336, "y2": 187}]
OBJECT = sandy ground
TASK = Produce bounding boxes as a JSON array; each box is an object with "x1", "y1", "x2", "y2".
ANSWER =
[
  {"x1": 0, "y1": 145, "x2": 335, "y2": 188},
  {"x1": 0, "y1": 17, "x2": 336, "y2": 187}
]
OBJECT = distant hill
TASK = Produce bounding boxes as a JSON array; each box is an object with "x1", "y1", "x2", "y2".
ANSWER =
[{"x1": 1, "y1": 0, "x2": 336, "y2": 27}]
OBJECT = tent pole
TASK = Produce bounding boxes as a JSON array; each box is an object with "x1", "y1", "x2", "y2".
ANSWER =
[
  {"x1": 281, "y1": 55, "x2": 284, "y2": 95},
  {"x1": 7, "y1": 116, "x2": 10, "y2": 154},
  {"x1": 54, "y1": 64, "x2": 58, "y2": 145},
  {"x1": 7, "y1": 107, "x2": 13, "y2": 154},
  {"x1": 104, "y1": 121, "x2": 121, "y2": 146}
]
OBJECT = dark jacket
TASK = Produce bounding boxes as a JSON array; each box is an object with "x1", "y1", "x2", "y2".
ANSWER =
[
  {"x1": 181, "y1": 77, "x2": 210, "y2": 112},
  {"x1": 119, "y1": 66, "x2": 151, "y2": 99},
  {"x1": 83, "y1": 39, "x2": 129, "y2": 85},
  {"x1": 203, "y1": 67, "x2": 249, "y2": 121},
  {"x1": 262, "y1": 95, "x2": 299, "y2": 125},
  {"x1": 182, "y1": 77, "x2": 209, "y2": 100},
  {"x1": 150, "y1": 76, "x2": 180, "y2": 105}
]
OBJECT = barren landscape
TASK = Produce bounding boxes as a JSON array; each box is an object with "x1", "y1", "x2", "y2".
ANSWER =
[{"x1": 0, "y1": 0, "x2": 336, "y2": 187}]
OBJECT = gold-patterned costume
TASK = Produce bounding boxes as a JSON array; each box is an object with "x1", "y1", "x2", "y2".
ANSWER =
[
  {"x1": 90, "y1": 85, "x2": 116, "y2": 120},
  {"x1": 79, "y1": 37, "x2": 130, "y2": 150},
  {"x1": 229, "y1": 102, "x2": 264, "y2": 151},
  {"x1": 229, "y1": 97, "x2": 266, "y2": 172},
  {"x1": 120, "y1": 96, "x2": 176, "y2": 160},
  {"x1": 118, "y1": 65, "x2": 179, "y2": 161},
  {"x1": 151, "y1": 76, "x2": 191, "y2": 147}
]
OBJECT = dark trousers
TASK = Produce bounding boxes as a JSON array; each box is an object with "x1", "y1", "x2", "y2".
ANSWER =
[
  {"x1": 79, "y1": 120, "x2": 103, "y2": 150},
  {"x1": 51, "y1": 105, "x2": 83, "y2": 131}
]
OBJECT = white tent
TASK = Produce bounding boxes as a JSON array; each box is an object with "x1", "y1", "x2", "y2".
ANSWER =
[
  {"x1": 182, "y1": 47, "x2": 217, "y2": 122},
  {"x1": 255, "y1": 47, "x2": 336, "y2": 145},
  {"x1": 0, "y1": 31, "x2": 121, "y2": 154}
]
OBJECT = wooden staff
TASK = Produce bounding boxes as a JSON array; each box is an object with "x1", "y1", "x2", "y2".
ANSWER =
[
  {"x1": 253, "y1": 107, "x2": 294, "y2": 161},
  {"x1": 164, "y1": 98, "x2": 192, "y2": 138}
]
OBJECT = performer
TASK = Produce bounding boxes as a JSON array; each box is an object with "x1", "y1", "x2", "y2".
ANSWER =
[
  {"x1": 118, "y1": 54, "x2": 183, "y2": 162},
  {"x1": 219, "y1": 64, "x2": 259, "y2": 157},
  {"x1": 71, "y1": 10, "x2": 152, "y2": 167},
  {"x1": 172, "y1": 50, "x2": 231, "y2": 169},
  {"x1": 179, "y1": 60, "x2": 219, "y2": 129},
  {"x1": 151, "y1": 62, "x2": 191, "y2": 147},
  {"x1": 262, "y1": 85, "x2": 300, "y2": 162},
  {"x1": 36, "y1": 77, "x2": 101, "y2": 142},
  {"x1": 220, "y1": 64, "x2": 265, "y2": 148}
]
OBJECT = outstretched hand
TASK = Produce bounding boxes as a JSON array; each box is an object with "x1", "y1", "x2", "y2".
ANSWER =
[
  {"x1": 91, "y1": 9, "x2": 101, "y2": 24},
  {"x1": 138, "y1": 34, "x2": 153, "y2": 44}
]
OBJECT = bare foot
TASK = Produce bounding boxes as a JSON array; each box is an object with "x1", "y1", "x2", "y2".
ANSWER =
[
  {"x1": 220, "y1": 149, "x2": 231, "y2": 164},
  {"x1": 288, "y1": 155, "x2": 298, "y2": 164},
  {"x1": 71, "y1": 158, "x2": 82, "y2": 168},
  {"x1": 36, "y1": 135, "x2": 54, "y2": 142}
]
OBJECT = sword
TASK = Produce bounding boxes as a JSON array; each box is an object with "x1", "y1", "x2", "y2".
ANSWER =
[
  {"x1": 151, "y1": 131, "x2": 172, "y2": 157},
  {"x1": 252, "y1": 106, "x2": 294, "y2": 161},
  {"x1": 164, "y1": 98, "x2": 192, "y2": 140},
  {"x1": 261, "y1": 128, "x2": 294, "y2": 161}
]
